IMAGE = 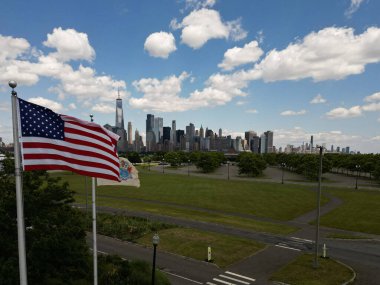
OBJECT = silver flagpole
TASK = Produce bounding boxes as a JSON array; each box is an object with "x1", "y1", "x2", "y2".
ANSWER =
[
  {"x1": 90, "y1": 114, "x2": 98, "y2": 285},
  {"x1": 9, "y1": 81, "x2": 28, "y2": 285}
]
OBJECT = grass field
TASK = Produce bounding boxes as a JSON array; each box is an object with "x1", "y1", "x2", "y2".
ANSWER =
[
  {"x1": 270, "y1": 254, "x2": 354, "y2": 285},
  {"x1": 320, "y1": 187, "x2": 380, "y2": 235},
  {"x1": 138, "y1": 228, "x2": 265, "y2": 268},
  {"x1": 54, "y1": 168, "x2": 324, "y2": 221}
]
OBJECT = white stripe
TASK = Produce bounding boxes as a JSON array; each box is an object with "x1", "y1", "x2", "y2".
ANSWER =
[
  {"x1": 65, "y1": 132, "x2": 115, "y2": 153},
  {"x1": 290, "y1": 237, "x2": 313, "y2": 243},
  {"x1": 225, "y1": 272, "x2": 256, "y2": 282},
  {"x1": 20, "y1": 137, "x2": 119, "y2": 165},
  {"x1": 219, "y1": 274, "x2": 250, "y2": 284},
  {"x1": 22, "y1": 147, "x2": 119, "y2": 173},
  {"x1": 206, "y1": 283, "x2": 217, "y2": 285},
  {"x1": 275, "y1": 244, "x2": 301, "y2": 251},
  {"x1": 23, "y1": 159, "x2": 118, "y2": 178},
  {"x1": 65, "y1": 122, "x2": 113, "y2": 144},
  {"x1": 164, "y1": 272, "x2": 203, "y2": 284},
  {"x1": 213, "y1": 278, "x2": 236, "y2": 285}
]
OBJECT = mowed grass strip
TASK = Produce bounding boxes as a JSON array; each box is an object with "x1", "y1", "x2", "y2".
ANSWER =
[
  {"x1": 270, "y1": 254, "x2": 354, "y2": 285},
  {"x1": 53, "y1": 170, "x2": 323, "y2": 221},
  {"x1": 74, "y1": 195, "x2": 297, "y2": 235},
  {"x1": 137, "y1": 228, "x2": 265, "y2": 268},
  {"x1": 320, "y1": 188, "x2": 380, "y2": 235}
]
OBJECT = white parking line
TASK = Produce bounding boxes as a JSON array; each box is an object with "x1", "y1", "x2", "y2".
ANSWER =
[
  {"x1": 219, "y1": 274, "x2": 250, "y2": 284},
  {"x1": 290, "y1": 237, "x2": 313, "y2": 243},
  {"x1": 275, "y1": 244, "x2": 301, "y2": 251},
  {"x1": 206, "y1": 282, "x2": 217, "y2": 285},
  {"x1": 213, "y1": 278, "x2": 236, "y2": 285},
  {"x1": 225, "y1": 271, "x2": 256, "y2": 282}
]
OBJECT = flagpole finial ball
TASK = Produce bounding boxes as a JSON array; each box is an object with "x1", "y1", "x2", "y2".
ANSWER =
[{"x1": 8, "y1": 80, "x2": 17, "y2": 89}]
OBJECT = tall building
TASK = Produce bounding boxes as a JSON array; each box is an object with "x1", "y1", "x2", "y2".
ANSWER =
[
  {"x1": 245, "y1": 130, "x2": 257, "y2": 151},
  {"x1": 200, "y1": 125, "x2": 204, "y2": 138},
  {"x1": 172, "y1": 120, "x2": 176, "y2": 146},
  {"x1": 154, "y1": 117, "x2": 163, "y2": 143},
  {"x1": 163, "y1": 127, "x2": 171, "y2": 142},
  {"x1": 115, "y1": 95, "x2": 124, "y2": 129},
  {"x1": 219, "y1": 128, "x2": 222, "y2": 138},
  {"x1": 260, "y1": 134, "x2": 266, "y2": 153},
  {"x1": 128, "y1": 122, "x2": 132, "y2": 145},
  {"x1": 264, "y1": 131, "x2": 274, "y2": 153},
  {"x1": 146, "y1": 114, "x2": 156, "y2": 151},
  {"x1": 111, "y1": 96, "x2": 128, "y2": 152}
]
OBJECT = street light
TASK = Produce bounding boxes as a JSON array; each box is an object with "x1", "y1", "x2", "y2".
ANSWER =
[
  {"x1": 151, "y1": 233, "x2": 160, "y2": 285},
  {"x1": 162, "y1": 158, "x2": 165, "y2": 174},
  {"x1": 227, "y1": 161, "x2": 230, "y2": 180},
  {"x1": 355, "y1": 164, "x2": 361, "y2": 190},
  {"x1": 314, "y1": 146, "x2": 324, "y2": 268},
  {"x1": 281, "y1": 162, "x2": 286, "y2": 184},
  {"x1": 188, "y1": 159, "x2": 190, "y2": 176}
]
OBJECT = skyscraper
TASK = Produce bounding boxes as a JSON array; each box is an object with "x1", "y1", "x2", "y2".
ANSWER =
[
  {"x1": 113, "y1": 95, "x2": 127, "y2": 152},
  {"x1": 200, "y1": 125, "x2": 204, "y2": 138},
  {"x1": 219, "y1": 128, "x2": 222, "y2": 138},
  {"x1": 128, "y1": 122, "x2": 132, "y2": 145},
  {"x1": 115, "y1": 95, "x2": 124, "y2": 129},
  {"x1": 146, "y1": 114, "x2": 156, "y2": 151},
  {"x1": 154, "y1": 117, "x2": 163, "y2": 143},
  {"x1": 264, "y1": 131, "x2": 274, "y2": 153},
  {"x1": 172, "y1": 120, "x2": 176, "y2": 146}
]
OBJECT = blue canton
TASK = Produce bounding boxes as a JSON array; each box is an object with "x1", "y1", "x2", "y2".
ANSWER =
[{"x1": 19, "y1": 98, "x2": 64, "y2": 140}]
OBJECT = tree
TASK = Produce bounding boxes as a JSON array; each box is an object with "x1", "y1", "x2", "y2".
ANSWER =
[
  {"x1": 195, "y1": 153, "x2": 221, "y2": 173},
  {"x1": 0, "y1": 159, "x2": 91, "y2": 284},
  {"x1": 126, "y1": 152, "x2": 142, "y2": 164},
  {"x1": 237, "y1": 153, "x2": 267, "y2": 177}
]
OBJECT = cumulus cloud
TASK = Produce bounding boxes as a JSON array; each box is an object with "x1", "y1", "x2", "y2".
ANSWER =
[
  {"x1": 245, "y1": 109, "x2": 258, "y2": 114},
  {"x1": 362, "y1": 102, "x2": 380, "y2": 112},
  {"x1": 371, "y1": 135, "x2": 380, "y2": 141},
  {"x1": 0, "y1": 29, "x2": 127, "y2": 103},
  {"x1": 325, "y1": 106, "x2": 362, "y2": 119},
  {"x1": 68, "y1": 103, "x2": 77, "y2": 110},
  {"x1": 218, "y1": 40, "x2": 263, "y2": 71},
  {"x1": 91, "y1": 103, "x2": 115, "y2": 113},
  {"x1": 255, "y1": 27, "x2": 380, "y2": 82},
  {"x1": 43, "y1": 27, "x2": 95, "y2": 62},
  {"x1": 364, "y1": 92, "x2": 380, "y2": 102},
  {"x1": 184, "y1": 0, "x2": 216, "y2": 10},
  {"x1": 310, "y1": 94, "x2": 327, "y2": 104},
  {"x1": 236, "y1": 100, "x2": 247, "y2": 106},
  {"x1": 280, "y1": 109, "x2": 307, "y2": 116},
  {"x1": 174, "y1": 8, "x2": 247, "y2": 49},
  {"x1": 345, "y1": 0, "x2": 364, "y2": 18},
  {"x1": 144, "y1": 31, "x2": 177, "y2": 58},
  {"x1": 28, "y1": 97, "x2": 64, "y2": 113}
]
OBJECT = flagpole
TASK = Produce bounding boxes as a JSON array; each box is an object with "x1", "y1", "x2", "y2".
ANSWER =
[
  {"x1": 90, "y1": 114, "x2": 98, "y2": 285},
  {"x1": 9, "y1": 81, "x2": 28, "y2": 285}
]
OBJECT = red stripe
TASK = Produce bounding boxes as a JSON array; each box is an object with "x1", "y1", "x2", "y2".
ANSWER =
[
  {"x1": 64, "y1": 126, "x2": 113, "y2": 147},
  {"x1": 64, "y1": 137, "x2": 117, "y2": 158},
  {"x1": 23, "y1": 153, "x2": 119, "y2": 177},
  {"x1": 24, "y1": 164, "x2": 120, "y2": 181},
  {"x1": 22, "y1": 142, "x2": 119, "y2": 167}
]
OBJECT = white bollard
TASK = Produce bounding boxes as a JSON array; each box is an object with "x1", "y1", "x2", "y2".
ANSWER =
[
  {"x1": 322, "y1": 243, "x2": 327, "y2": 258},
  {"x1": 208, "y1": 246, "x2": 212, "y2": 262}
]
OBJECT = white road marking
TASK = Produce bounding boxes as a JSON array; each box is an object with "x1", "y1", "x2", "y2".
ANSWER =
[
  {"x1": 206, "y1": 283, "x2": 217, "y2": 285},
  {"x1": 219, "y1": 274, "x2": 250, "y2": 284},
  {"x1": 164, "y1": 271, "x2": 203, "y2": 284},
  {"x1": 290, "y1": 237, "x2": 313, "y2": 243},
  {"x1": 225, "y1": 271, "x2": 256, "y2": 282},
  {"x1": 275, "y1": 244, "x2": 301, "y2": 251},
  {"x1": 213, "y1": 278, "x2": 236, "y2": 285}
]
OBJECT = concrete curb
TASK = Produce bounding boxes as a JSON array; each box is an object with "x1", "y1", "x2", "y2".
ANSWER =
[{"x1": 335, "y1": 259, "x2": 356, "y2": 285}]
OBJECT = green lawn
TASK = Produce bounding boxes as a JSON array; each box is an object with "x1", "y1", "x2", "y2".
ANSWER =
[
  {"x1": 138, "y1": 228, "x2": 265, "y2": 268},
  {"x1": 270, "y1": 254, "x2": 354, "y2": 285},
  {"x1": 321, "y1": 188, "x2": 380, "y2": 235},
  {"x1": 54, "y1": 169, "x2": 324, "y2": 221}
]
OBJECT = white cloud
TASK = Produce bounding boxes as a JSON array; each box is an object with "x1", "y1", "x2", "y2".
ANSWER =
[
  {"x1": 218, "y1": 41, "x2": 263, "y2": 71},
  {"x1": 364, "y1": 92, "x2": 380, "y2": 102},
  {"x1": 28, "y1": 97, "x2": 64, "y2": 113},
  {"x1": 325, "y1": 106, "x2": 362, "y2": 119},
  {"x1": 371, "y1": 135, "x2": 380, "y2": 141},
  {"x1": 362, "y1": 102, "x2": 380, "y2": 112},
  {"x1": 236, "y1": 101, "x2": 247, "y2": 106},
  {"x1": 91, "y1": 103, "x2": 114, "y2": 113},
  {"x1": 43, "y1": 27, "x2": 95, "y2": 62},
  {"x1": 68, "y1": 103, "x2": 77, "y2": 110},
  {"x1": 345, "y1": 0, "x2": 364, "y2": 18},
  {"x1": 245, "y1": 109, "x2": 258, "y2": 114},
  {"x1": 0, "y1": 35, "x2": 30, "y2": 62},
  {"x1": 255, "y1": 27, "x2": 380, "y2": 82},
  {"x1": 144, "y1": 32, "x2": 177, "y2": 58},
  {"x1": 378, "y1": 118, "x2": 380, "y2": 123},
  {"x1": 280, "y1": 109, "x2": 307, "y2": 116},
  {"x1": 0, "y1": 103, "x2": 10, "y2": 112},
  {"x1": 310, "y1": 94, "x2": 326, "y2": 104},
  {"x1": 175, "y1": 9, "x2": 247, "y2": 49},
  {"x1": 184, "y1": 0, "x2": 216, "y2": 10}
]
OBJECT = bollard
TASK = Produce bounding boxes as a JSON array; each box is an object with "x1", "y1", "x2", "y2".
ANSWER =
[
  {"x1": 207, "y1": 246, "x2": 212, "y2": 262},
  {"x1": 322, "y1": 243, "x2": 327, "y2": 258}
]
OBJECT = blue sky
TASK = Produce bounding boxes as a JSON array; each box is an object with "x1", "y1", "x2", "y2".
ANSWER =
[{"x1": 1, "y1": 0, "x2": 380, "y2": 153}]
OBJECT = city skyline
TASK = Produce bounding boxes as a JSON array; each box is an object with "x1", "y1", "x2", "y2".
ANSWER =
[{"x1": 1, "y1": 0, "x2": 380, "y2": 153}]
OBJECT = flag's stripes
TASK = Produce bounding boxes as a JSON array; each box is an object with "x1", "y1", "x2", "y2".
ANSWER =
[
  {"x1": 23, "y1": 162, "x2": 118, "y2": 181},
  {"x1": 22, "y1": 148, "x2": 119, "y2": 176},
  {"x1": 18, "y1": 99, "x2": 120, "y2": 181}
]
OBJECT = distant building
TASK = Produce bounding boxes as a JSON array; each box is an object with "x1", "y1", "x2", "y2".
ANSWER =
[{"x1": 128, "y1": 122, "x2": 132, "y2": 145}]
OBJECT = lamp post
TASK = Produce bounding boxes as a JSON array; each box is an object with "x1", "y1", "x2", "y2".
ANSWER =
[
  {"x1": 151, "y1": 233, "x2": 160, "y2": 285},
  {"x1": 281, "y1": 162, "x2": 286, "y2": 184},
  {"x1": 355, "y1": 164, "x2": 361, "y2": 190},
  {"x1": 188, "y1": 159, "x2": 190, "y2": 176},
  {"x1": 162, "y1": 158, "x2": 165, "y2": 174},
  {"x1": 227, "y1": 161, "x2": 230, "y2": 180},
  {"x1": 148, "y1": 159, "x2": 151, "y2": 171},
  {"x1": 314, "y1": 146, "x2": 324, "y2": 268}
]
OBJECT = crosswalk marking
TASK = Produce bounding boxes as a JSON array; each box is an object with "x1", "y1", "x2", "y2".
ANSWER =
[
  {"x1": 275, "y1": 243, "x2": 301, "y2": 251},
  {"x1": 290, "y1": 236, "x2": 313, "y2": 243},
  {"x1": 207, "y1": 271, "x2": 255, "y2": 285},
  {"x1": 219, "y1": 274, "x2": 250, "y2": 284},
  {"x1": 225, "y1": 271, "x2": 256, "y2": 282}
]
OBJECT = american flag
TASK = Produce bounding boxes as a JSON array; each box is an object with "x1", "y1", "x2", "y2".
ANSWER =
[{"x1": 18, "y1": 98, "x2": 121, "y2": 181}]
